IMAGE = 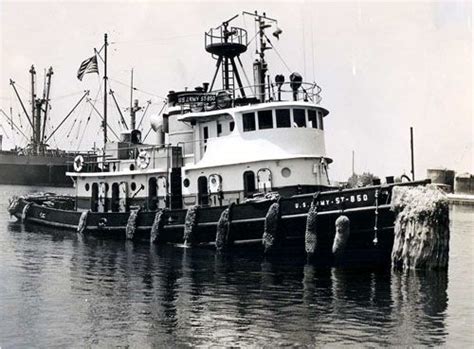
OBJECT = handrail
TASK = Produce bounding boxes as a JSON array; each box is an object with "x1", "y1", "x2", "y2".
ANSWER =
[{"x1": 170, "y1": 80, "x2": 323, "y2": 114}]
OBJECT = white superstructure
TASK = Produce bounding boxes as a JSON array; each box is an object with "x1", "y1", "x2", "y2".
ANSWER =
[{"x1": 67, "y1": 11, "x2": 334, "y2": 213}]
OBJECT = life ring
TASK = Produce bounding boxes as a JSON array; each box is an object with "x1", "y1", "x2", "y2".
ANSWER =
[
  {"x1": 136, "y1": 150, "x2": 150, "y2": 169},
  {"x1": 209, "y1": 174, "x2": 222, "y2": 193},
  {"x1": 73, "y1": 155, "x2": 84, "y2": 172}
]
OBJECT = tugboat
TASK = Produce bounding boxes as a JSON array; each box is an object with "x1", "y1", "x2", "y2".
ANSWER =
[
  {"x1": 8, "y1": 12, "x2": 432, "y2": 265},
  {"x1": 0, "y1": 66, "x2": 97, "y2": 187}
]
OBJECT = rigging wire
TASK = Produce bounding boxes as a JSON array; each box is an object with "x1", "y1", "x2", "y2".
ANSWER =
[
  {"x1": 311, "y1": 12, "x2": 316, "y2": 81},
  {"x1": 77, "y1": 80, "x2": 105, "y2": 149},
  {"x1": 75, "y1": 119, "x2": 83, "y2": 140},
  {"x1": 53, "y1": 90, "x2": 84, "y2": 101},
  {"x1": 108, "y1": 81, "x2": 130, "y2": 129},
  {"x1": 108, "y1": 77, "x2": 166, "y2": 100},
  {"x1": 264, "y1": 33, "x2": 292, "y2": 73},
  {"x1": 142, "y1": 101, "x2": 166, "y2": 143},
  {"x1": 111, "y1": 32, "x2": 201, "y2": 45},
  {"x1": 301, "y1": 9, "x2": 307, "y2": 78},
  {"x1": 66, "y1": 118, "x2": 77, "y2": 138},
  {"x1": 137, "y1": 100, "x2": 153, "y2": 131}
]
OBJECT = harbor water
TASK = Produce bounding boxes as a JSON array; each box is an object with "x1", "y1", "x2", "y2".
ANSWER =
[{"x1": 0, "y1": 185, "x2": 472, "y2": 347}]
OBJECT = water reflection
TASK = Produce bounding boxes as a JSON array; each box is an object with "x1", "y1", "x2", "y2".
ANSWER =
[
  {"x1": 1, "y1": 213, "x2": 452, "y2": 347},
  {"x1": 59, "y1": 240, "x2": 449, "y2": 346}
]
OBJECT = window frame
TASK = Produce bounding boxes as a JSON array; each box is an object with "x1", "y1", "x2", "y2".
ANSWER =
[
  {"x1": 308, "y1": 109, "x2": 318, "y2": 129},
  {"x1": 242, "y1": 112, "x2": 256, "y2": 132},
  {"x1": 276, "y1": 108, "x2": 291, "y2": 128},
  {"x1": 257, "y1": 109, "x2": 274, "y2": 130},
  {"x1": 293, "y1": 108, "x2": 307, "y2": 128}
]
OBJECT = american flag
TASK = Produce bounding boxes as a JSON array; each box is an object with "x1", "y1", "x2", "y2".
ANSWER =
[{"x1": 77, "y1": 55, "x2": 99, "y2": 81}]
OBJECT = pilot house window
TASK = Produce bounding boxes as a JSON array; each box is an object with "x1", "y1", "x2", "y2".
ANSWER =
[
  {"x1": 258, "y1": 110, "x2": 273, "y2": 129},
  {"x1": 293, "y1": 109, "x2": 306, "y2": 127},
  {"x1": 318, "y1": 112, "x2": 324, "y2": 130},
  {"x1": 276, "y1": 109, "x2": 291, "y2": 128},
  {"x1": 308, "y1": 109, "x2": 318, "y2": 129},
  {"x1": 243, "y1": 112, "x2": 256, "y2": 132}
]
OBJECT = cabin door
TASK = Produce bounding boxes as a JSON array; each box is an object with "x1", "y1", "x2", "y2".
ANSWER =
[
  {"x1": 243, "y1": 171, "x2": 256, "y2": 198},
  {"x1": 98, "y1": 182, "x2": 108, "y2": 213},
  {"x1": 157, "y1": 176, "x2": 167, "y2": 209},
  {"x1": 111, "y1": 183, "x2": 119, "y2": 212},
  {"x1": 197, "y1": 176, "x2": 209, "y2": 206},
  {"x1": 257, "y1": 168, "x2": 272, "y2": 193},
  {"x1": 148, "y1": 177, "x2": 158, "y2": 210},
  {"x1": 91, "y1": 183, "x2": 99, "y2": 212},
  {"x1": 119, "y1": 182, "x2": 128, "y2": 212},
  {"x1": 209, "y1": 174, "x2": 222, "y2": 206}
]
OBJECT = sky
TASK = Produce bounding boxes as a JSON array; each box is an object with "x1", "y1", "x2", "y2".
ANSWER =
[{"x1": 0, "y1": 0, "x2": 472, "y2": 182}]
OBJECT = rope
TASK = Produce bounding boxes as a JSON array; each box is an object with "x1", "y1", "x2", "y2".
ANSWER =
[{"x1": 21, "y1": 202, "x2": 33, "y2": 221}]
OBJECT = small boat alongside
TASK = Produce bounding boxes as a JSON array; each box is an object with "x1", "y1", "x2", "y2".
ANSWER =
[{"x1": 8, "y1": 12, "x2": 449, "y2": 268}]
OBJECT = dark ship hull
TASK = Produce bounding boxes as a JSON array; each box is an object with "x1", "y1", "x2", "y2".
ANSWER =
[
  {"x1": 7, "y1": 180, "x2": 431, "y2": 266},
  {"x1": 0, "y1": 150, "x2": 73, "y2": 187}
]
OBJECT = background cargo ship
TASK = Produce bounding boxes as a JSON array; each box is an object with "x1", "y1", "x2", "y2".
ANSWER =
[{"x1": 0, "y1": 66, "x2": 95, "y2": 187}]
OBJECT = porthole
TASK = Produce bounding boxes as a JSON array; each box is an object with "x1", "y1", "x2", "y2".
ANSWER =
[
  {"x1": 129, "y1": 164, "x2": 135, "y2": 171},
  {"x1": 183, "y1": 178, "x2": 190, "y2": 188},
  {"x1": 131, "y1": 182, "x2": 137, "y2": 191},
  {"x1": 281, "y1": 167, "x2": 291, "y2": 178},
  {"x1": 85, "y1": 183, "x2": 90, "y2": 191}
]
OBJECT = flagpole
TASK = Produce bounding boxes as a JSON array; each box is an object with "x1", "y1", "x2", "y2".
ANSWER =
[{"x1": 103, "y1": 33, "x2": 108, "y2": 152}]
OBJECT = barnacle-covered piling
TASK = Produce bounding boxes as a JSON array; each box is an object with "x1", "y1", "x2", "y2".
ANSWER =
[
  {"x1": 262, "y1": 200, "x2": 283, "y2": 253},
  {"x1": 125, "y1": 208, "x2": 140, "y2": 240},
  {"x1": 183, "y1": 205, "x2": 199, "y2": 246},
  {"x1": 305, "y1": 197, "x2": 319, "y2": 259},
  {"x1": 391, "y1": 185, "x2": 450, "y2": 270},
  {"x1": 150, "y1": 209, "x2": 167, "y2": 244},
  {"x1": 215, "y1": 204, "x2": 233, "y2": 252}
]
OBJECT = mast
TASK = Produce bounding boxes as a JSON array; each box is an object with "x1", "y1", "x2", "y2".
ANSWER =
[
  {"x1": 29, "y1": 65, "x2": 37, "y2": 144},
  {"x1": 130, "y1": 99, "x2": 141, "y2": 131},
  {"x1": 410, "y1": 127, "x2": 415, "y2": 181},
  {"x1": 41, "y1": 67, "x2": 53, "y2": 144},
  {"x1": 130, "y1": 68, "x2": 133, "y2": 127},
  {"x1": 243, "y1": 11, "x2": 278, "y2": 102},
  {"x1": 103, "y1": 33, "x2": 108, "y2": 149}
]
